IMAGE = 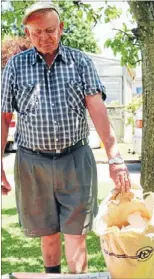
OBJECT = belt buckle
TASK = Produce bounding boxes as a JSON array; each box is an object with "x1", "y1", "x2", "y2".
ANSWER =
[
  {"x1": 82, "y1": 139, "x2": 85, "y2": 145},
  {"x1": 55, "y1": 149, "x2": 61, "y2": 154}
]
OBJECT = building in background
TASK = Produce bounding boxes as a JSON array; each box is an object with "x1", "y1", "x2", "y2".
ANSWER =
[
  {"x1": 132, "y1": 65, "x2": 142, "y2": 155},
  {"x1": 87, "y1": 53, "x2": 135, "y2": 145},
  {"x1": 132, "y1": 66, "x2": 142, "y2": 96}
]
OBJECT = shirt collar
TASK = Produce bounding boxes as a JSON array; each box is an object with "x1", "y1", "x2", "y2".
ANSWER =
[
  {"x1": 31, "y1": 47, "x2": 40, "y2": 65},
  {"x1": 58, "y1": 43, "x2": 67, "y2": 64},
  {"x1": 31, "y1": 44, "x2": 67, "y2": 65}
]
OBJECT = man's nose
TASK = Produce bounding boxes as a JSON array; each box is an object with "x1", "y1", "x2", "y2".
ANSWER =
[{"x1": 40, "y1": 31, "x2": 49, "y2": 39}]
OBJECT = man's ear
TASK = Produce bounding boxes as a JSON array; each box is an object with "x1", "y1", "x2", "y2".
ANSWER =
[
  {"x1": 59, "y1": 22, "x2": 64, "y2": 35},
  {"x1": 24, "y1": 27, "x2": 30, "y2": 38}
]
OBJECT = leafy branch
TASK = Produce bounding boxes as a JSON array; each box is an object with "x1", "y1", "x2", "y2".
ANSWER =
[{"x1": 103, "y1": 7, "x2": 142, "y2": 67}]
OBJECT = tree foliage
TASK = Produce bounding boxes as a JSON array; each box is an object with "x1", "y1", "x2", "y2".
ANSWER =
[
  {"x1": 104, "y1": 23, "x2": 141, "y2": 67},
  {"x1": 104, "y1": 5, "x2": 122, "y2": 23},
  {"x1": 2, "y1": 37, "x2": 32, "y2": 68},
  {"x1": 103, "y1": 5, "x2": 141, "y2": 67},
  {"x1": 2, "y1": 0, "x2": 102, "y2": 53},
  {"x1": 125, "y1": 95, "x2": 142, "y2": 131},
  {"x1": 126, "y1": 95, "x2": 142, "y2": 115}
]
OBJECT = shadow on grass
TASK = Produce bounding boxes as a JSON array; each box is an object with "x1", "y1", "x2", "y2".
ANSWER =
[
  {"x1": 2, "y1": 207, "x2": 17, "y2": 215},
  {"x1": 2, "y1": 219, "x2": 106, "y2": 274},
  {"x1": 2, "y1": 228, "x2": 43, "y2": 274},
  {"x1": 2, "y1": 261, "x2": 43, "y2": 276},
  {"x1": 2, "y1": 228, "x2": 41, "y2": 258},
  {"x1": 2, "y1": 229, "x2": 106, "y2": 274}
]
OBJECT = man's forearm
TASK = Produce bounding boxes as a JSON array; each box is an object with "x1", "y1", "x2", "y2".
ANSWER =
[
  {"x1": 86, "y1": 94, "x2": 131, "y2": 192},
  {"x1": 1, "y1": 113, "x2": 12, "y2": 157},
  {"x1": 87, "y1": 97, "x2": 120, "y2": 159}
]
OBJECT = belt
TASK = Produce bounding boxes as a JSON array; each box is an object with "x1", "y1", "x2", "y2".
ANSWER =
[{"x1": 19, "y1": 139, "x2": 88, "y2": 159}]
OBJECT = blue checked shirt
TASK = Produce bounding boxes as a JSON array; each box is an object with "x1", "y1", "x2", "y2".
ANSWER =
[{"x1": 2, "y1": 44, "x2": 105, "y2": 150}]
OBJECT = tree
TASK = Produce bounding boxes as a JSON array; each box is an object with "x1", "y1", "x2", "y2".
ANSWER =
[
  {"x1": 104, "y1": 2, "x2": 154, "y2": 192},
  {"x1": 1, "y1": 0, "x2": 102, "y2": 53},
  {"x1": 128, "y1": 2, "x2": 154, "y2": 192}
]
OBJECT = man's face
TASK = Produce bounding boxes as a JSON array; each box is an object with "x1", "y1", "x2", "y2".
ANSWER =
[{"x1": 25, "y1": 10, "x2": 64, "y2": 55}]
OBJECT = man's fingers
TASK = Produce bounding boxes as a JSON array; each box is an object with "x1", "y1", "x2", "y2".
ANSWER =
[
  {"x1": 113, "y1": 173, "x2": 131, "y2": 193},
  {"x1": 1, "y1": 178, "x2": 12, "y2": 195},
  {"x1": 114, "y1": 177, "x2": 121, "y2": 190},
  {"x1": 119, "y1": 174, "x2": 131, "y2": 192},
  {"x1": 1, "y1": 186, "x2": 11, "y2": 195},
  {"x1": 119, "y1": 175, "x2": 126, "y2": 192},
  {"x1": 125, "y1": 175, "x2": 131, "y2": 192},
  {"x1": 110, "y1": 164, "x2": 131, "y2": 193},
  {"x1": 2, "y1": 182, "x2": 11, "y2": 190}
]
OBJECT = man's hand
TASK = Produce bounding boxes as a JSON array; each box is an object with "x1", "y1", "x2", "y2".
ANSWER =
[
  {"x1": 109, "y1": 163, "x2": 131, "y2": 193},
  {"x1": 1, "y1": 169, "x2": 12, "y2": 195},
  {"x1": 1, "y1": 113, "x2": 13, "y2": 195}
]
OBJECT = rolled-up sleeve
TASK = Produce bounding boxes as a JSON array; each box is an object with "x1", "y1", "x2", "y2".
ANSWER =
[
  {"x1": 80, "y1": 54, "x2": 106, "y2": 100},
  {"x1": 1, "y1": 58, "x2": 16, "y2": 112}
]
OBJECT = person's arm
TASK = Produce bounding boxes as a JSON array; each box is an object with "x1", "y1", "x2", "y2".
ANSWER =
[
  {"x1": 85, "y1": 93, "x2": 131, "y2": 192},
  {"x1": 1, "y1": 112, "x2": 13, "y2": 195},
  {"x1": 1, "y1": 57, "x2": 16, "y2": 195}
]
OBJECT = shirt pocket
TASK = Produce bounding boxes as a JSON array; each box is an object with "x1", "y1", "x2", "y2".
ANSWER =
[
  {"x1": 66, "y1": 80, "x2": 85, "y2": 112},
  {"x1": 15, "y1": 84, "x2": 40, "y2": 115}
]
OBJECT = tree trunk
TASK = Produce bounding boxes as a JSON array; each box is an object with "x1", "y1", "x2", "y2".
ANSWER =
[{"x1": 129, "y1": 1, "x2": 154, "y2": 192}]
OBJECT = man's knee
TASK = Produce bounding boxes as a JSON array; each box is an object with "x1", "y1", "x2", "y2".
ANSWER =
[
  {"x1": 64, "y1": 234, "x2": 86, "y2": 240},
  {"x1": 64, "y1": 234, "x2": 87, "y2": 251},
  {"x1": 41, "y1": 232, "x2": 60, "y2": 244}
]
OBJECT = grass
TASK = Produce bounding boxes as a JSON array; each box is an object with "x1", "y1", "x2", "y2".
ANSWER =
[{"x1": 2, "y1": 189, "x2": 106, "y2": 275}]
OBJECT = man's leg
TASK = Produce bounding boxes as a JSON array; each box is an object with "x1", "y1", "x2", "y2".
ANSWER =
[
  {"x1": 41, "y1": 233, "x2": 61, "y2": 273},
  {"x1": 64, "y1": 234, "x2": 88, "y2": 273}
]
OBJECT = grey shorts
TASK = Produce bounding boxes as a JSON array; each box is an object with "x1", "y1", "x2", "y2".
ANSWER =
[{"x1": 14, "y1": 143, "x2": 98, "y2": 237}]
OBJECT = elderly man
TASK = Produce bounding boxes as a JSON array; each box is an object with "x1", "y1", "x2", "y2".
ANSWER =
[{"x1": 1, "y1": 2, "x2": 131, "y2": 274}]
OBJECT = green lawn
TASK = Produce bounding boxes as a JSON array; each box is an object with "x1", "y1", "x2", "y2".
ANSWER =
[{"x1": 2, "y1": 189, "x2": 106, "y2": 275}]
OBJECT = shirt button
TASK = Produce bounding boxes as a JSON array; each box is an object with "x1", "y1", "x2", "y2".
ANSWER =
[
  {"x1": 54, "y1": 121, "x2": 57, "y2": 124},
  {"x1": 56, "y1": 138, "x2": 59, "y2": 141},
  {"x1": 47, "y1": 71, "x2": 50, "y2": 74},
  {"x1": 52, "y1": 103, "x2": 54, "y2": 106}
]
